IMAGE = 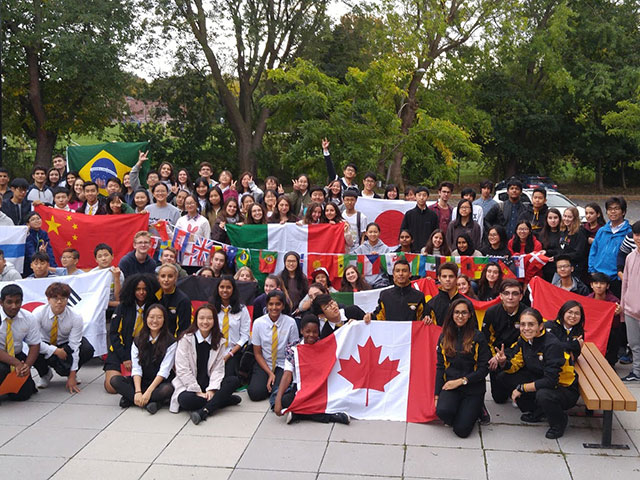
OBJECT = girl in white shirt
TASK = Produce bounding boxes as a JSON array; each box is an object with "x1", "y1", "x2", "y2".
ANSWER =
[{"x1": 175, "y1": 194, "x2": 211, "y2": 239}]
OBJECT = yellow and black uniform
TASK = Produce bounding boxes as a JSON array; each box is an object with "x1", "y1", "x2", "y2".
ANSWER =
[
  {"x1": 435, "y1": 329, "x2": 491, "y2": 438},
  {"x1": 497, "y1": 329, "x2": 578, "y2": 432},
  {"x1": 544, "y1": 319, "x2": 583, "y2": 360},
  {"x1": 425, "y1": 289, "x2": 463, "y2": 326},
  {"x1": 372, "y1": 284, "x2": 427, "y2": 322},
  {"x1": 104, "y1": 303, "x2": 140, "y2": 372},
  {"x1": 156, "y1": 288, "x2": 192, "y2": 337}
]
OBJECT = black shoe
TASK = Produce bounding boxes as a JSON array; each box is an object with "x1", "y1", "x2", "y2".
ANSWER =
[
  {"x1": 330, "y1": 412, "x2": 351, "y2": 425},
  {"x1": 545, "y1": 413, "x2": 568, "y2": 439},
  {"x1": 479, "y1": 405, "x2": 491, "y2": 425},
  {"x1": 145, "y1": 402, "x2": 159, "y2": 415},
  {"x1": 119, "y1": 397, "x2": 133, "y2": 408},
  {"x1": 190, "y1": 410, "x2": 204, "y2": 425},
  {"x1": 521, "y1": 411, "x2": 545, "y2": 423},
  {"x1": 228, "y1": 394, "x2": 242, "y2": 406}
]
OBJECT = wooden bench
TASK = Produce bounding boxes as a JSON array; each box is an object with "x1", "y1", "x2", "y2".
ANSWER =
[{"x1": 574, "y1": 342, "x2": 637, "y2": 449}]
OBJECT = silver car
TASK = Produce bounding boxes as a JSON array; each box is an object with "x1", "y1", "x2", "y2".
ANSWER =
[{"x1": 493, "y1": 189, "x2": 586, "y2": 222}]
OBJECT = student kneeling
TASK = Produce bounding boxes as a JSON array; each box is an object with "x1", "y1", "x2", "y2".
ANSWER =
[
  {"x1": 33, "y1": 283, "x2": 95, "y2": 393},
  {"x1": 435, "y1": 298, "x2": 490, "y2": 438},
  {"x1": 170, "y1": 304, "x2": 242, "y2": 425},
  {"x1": 496, "y1": 308, "x2": 578, "y2": 439}
]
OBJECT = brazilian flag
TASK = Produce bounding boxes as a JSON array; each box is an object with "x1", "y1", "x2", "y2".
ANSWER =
[{"x1": 67, "y1": 142, "x2": 150, "y2": 196}]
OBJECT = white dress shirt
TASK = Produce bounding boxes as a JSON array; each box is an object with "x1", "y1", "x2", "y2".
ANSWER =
[
  {"x1": 175, "y1": 214, "x2": 211, "y2": 239},
  {"x1": 0, "y1": 308, "x2": 40, "y2": 355},
  {"x1": 33, "y1": 304, "x2": 84, "y2": 371},
  {"x1": 251, "y1": 314, "x2": 299, "y2": 369},
  {"x1": 131, "y1": 337, "x2": 177, "y2": 379},
  {"x1": 217, "y1": 305, "x2": 251, "y2": 354}
]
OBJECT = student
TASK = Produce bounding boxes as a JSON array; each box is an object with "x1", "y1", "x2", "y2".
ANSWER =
[
  {"x1": 552, "y1": 255, "x2": 589, "y2": 295},
  {"x1": 544, "y1": 300, "x2": 585, "y2": 361},
  {"x1": 485, "y1": 177, "x2": 526, "y2": 238},
  {"x1": 28, "y1": 252, "x2": 58, "y2": 279},
  {"x1": 123, "y1": 173, "x2": 135, "y2": 205},
  {"x1": 1, "y1": 178, "x2": 32, "y2": 225},
  {"x1": 240, "y1": 193, "x2": 255, "y2": 218},
  {"x1": 119, "y1": 231, "x2": 157, "y2": 278},
  {"x1": 309, "y1": 267, "x2": 337, "y2": 293},
  {"x1": 274, "y1": 313, "x2": 350, "y2": 424},
  {"x1": 323, "y1": 203, "x2": 353, "y2": 247},
  {"x1": 496, "y1": 308, "x2": 578, "y2": 439},
  {"x1": 197, "y1": 162, "x2": 216, "y2": 187},
  {"x1": 279, "y1": 251, "x2": 309, "y2": 312},
  {"x1": 421, "y1": 229, "x2": 452, "y2": 256},
  {"x1": 248, "y1": 290, "x2": 299, "y2": 402},
  {"x1": 33, "y1": 283, "x2": 95, "y2": 392},
  {"x1": 106, "y1": 177, "x2": 123, "y2": 196},
  {"x1": 129, "y1": 151, "x2": 156, "y2": 198},
  {"x1": 313, "y1": 294, "x2": 364, "y2": 338},
  {"x1": 342, "y1": 190, "x2": 368, "y2": 252},
  {"x1": 298, "y1": 202, "x2": 324, "y2": 225},
  {"x1": 92, "y1": 243, "x2": 124, "y2": 310},
  {"x1": 110, "y1": 303, "x2": 177, "y2": 413},
  {"x1": 176, "y1": 168, "x2": 193, "y2": 194},
  {"x1": 620, "y1": 220, "x2": 640, "y2": 381},
  {"x1": 480, "y1": 226, "x2": 510, "y2": 257},
  {"x1": 507, "y1": 220, "x2": 542, "y2": 256},
  {"x1": 246, "y1": 203, "x2": 267, "y2": 225},
  {"x1": 521, "y1": 187, "x2": 549, "y2": 234},
  {"x1": 288, "y1": 174, "x2": 311, "y2": 216},
  {"x1": 322, "y1": 138, "x2": 359, "y2": 193},
  {"x1": 54, "y1": 248, "x2": 82, "y2": 276},
  {"x1": 365, "y1": 259, "x2": 428, "y2": 322},
  {"x1": 103, "y1": 274, "x2": 159, "y2": 393},
  {"x1": 484, "y1": 279, "x2": 528, "y2": 403},
  {"x1": 539, "y1": 208, "x2": 562, "y2": 281},
  {"x1": 146, "y1": 183, "x2": 181, "y2": 234},
  {"x1": 175, "y1": 194, "x2": 211, "y2": 239},
  {"x1": 218, "y1": 170, "x2": 239, "y2": 203},
  {"x1": 210, "y1": 276, "x2": 251, "y2": 377},
  {"x1": 0, "y1": 249, "x2": 22, "y2": 282},
  {"x1": 450, "y1": 188, "x2": 484, "y2": 235},
  {"x1": 456, "y1": 275, "x2": 477, "y2": 299},
  {"x1": 325, "y1": 179, "x2": 343, "y2": 207},
  {"x1": 425, "y1": 263, "x2": 463, "y2": 326},
  {"x1": 210, "y1": 250, "x2": 230, "y2": 278},
  {"x1": 268, "y1": 196, "x2": 297, "y2": 224},
  {"x1": 0, "y1": 284, "x2": 40, "y2": 401},
  {"x1": 582, "y1": 202, "x2": 605, "y2": 247},
  {"x1": 0, "y1": 167, "x2": 11, "y2": 200},
  {"x1": 170, "y1": 304, "x2": 242, "y2": 424},
  {"x1": 435, "y1": 298, "x2": 491, "y2": 438},
  {"x1": 204, "y1": 184, "x2": 224, "y2": 227},
  {"x1": 404, "y1": 186, "x2": 417, "y2": 201},
  {"x1": 24, "y1": 212, "x2": 57, "y2": 277},
  {"x1": 132, "y1": 188, "x2": 151, "y2": 213},
  {"x1": 340, "y1": 265, "x2": 371, "y2": 293},
  {"x1": 238, "y1": 172, "x2": 264, "y2": 203},
  {"x1": 157, "y1": 161, "x2": 176, "y2": 191},
  {"x1": 155, "y1": 248, "x2": 189, "y2": 279},
  {"x1": 360, "y1": 172, "x2": 380, "y2": 198},
  {"x1": 234, "y1": 266, "x2": 256, "y2": 283},
  {"x1": 105, "y1": 192, "x2": 134, "y2": 214},
  {"x1": 451, "y1": 233, "x2": 482, "y2": 257},
  {"x1": 52, "y1": 154, "x2": 67, "y2": 181},
  {"x1": 429, "y1": 181, "x2": 454, "y2": 233},
  {"x1": 252, "y1": 274, "x2": 294, "y2": 320},
  {"x1": 477, "y1": 262, "x2": 503, "y2": 301},
  {"x1": 384, "y1": 184, "x2": 399, "y2": 200},
  {"x1": 211, "y1": 198, "x2": 243, "y2": 243},
  {"x1": 588, "y1": 272, "x2": 622, "y2": 366},
  {"x1": 155, "y1": 264, "x2": 192, "y2": 337},
  {"x1": 354, "y1": 223, "x2": 391, "y2": 288},
  {"x1": 68, "y1": 178, "x2": 85, "y2": 211},
  {"x1": 27, "y1": 165, "x2": 54, "y2": 204},
  {"x1": 297, "y1": 283, "x2": 329, "y2": 315},
  {"x1": 473, "y1": 180, "x2": 498, "y2": 217},
  {"x1": 194, "y1": 178, "x2": 211, "y2": 213},
  {"x1": 52, "y1": 187, "x2": 72, "y2": 211},
  {"x1": 79, "y1": 181, "x2": 106, "y2": 215},
  {"x1": 396, "y1": 229, "x2": 414, "y2": 253},
  {"x1": 446, "y1": 199, "x2": 481, "y2": 250},
  {"x1": 400, "y1": 186, "x2": 438, "y2": 253},
  {"x1": 173, "y1": 189, "x2": 189, "y2": 214},
  {"x1": 262, "y1": 189, "x2": 278, "y2": 220}
]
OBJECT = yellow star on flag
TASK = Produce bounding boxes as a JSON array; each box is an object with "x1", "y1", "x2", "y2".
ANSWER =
[
  {"x1": 66, "y1": 241, "x2": 72, "y2": 247},
  {"x1": 72, "y1": 224, "x2": 78, "y2": 230},
  {"x1": 45, "y1": 216, "x2": 62, "y2": 235},
  {"x1": 66, "y1": 215, "x2": 72, "y2": 221},
  {"x1": 72, "y1": 235, "x2": 78, "y2": 241}
]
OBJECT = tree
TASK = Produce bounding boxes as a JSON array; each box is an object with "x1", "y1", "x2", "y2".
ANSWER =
[
  {"x1": 1, "y1": 0, "x2": 137, "y2": 166},
  {"x1": 154, "y1": 0, "x2": 330, "y2": 174}
]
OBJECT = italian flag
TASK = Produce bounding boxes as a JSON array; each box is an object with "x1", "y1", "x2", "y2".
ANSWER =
[
  {"x1": 288, "y1": 321, "x2": 441, "y2": 422},
  {"x1": 227, "y1": 223, "x2": 346, "y2": 254}
]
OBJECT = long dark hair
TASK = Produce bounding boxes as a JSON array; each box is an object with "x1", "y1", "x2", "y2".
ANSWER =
[
  {"x1": 441, "y1": 298, "x2": 477, "y2": 356},
  {"x1": 105, "y1": 192, "x2": 127, "y2": 214},
  {"x1": 584, "y1": 202, "x2": 605, "y2": 227},
  {"x1": 425, "y1": 229, "x2": 451, "y2": 256},
  {"x1": 483, "y1": 225, "x2": 507, "y2": 252},
  {"x1": 135, "y1": 303, "x2": 175, "y2": 365},
  {"x1": 323, "y1": 202, "x2": 344, "y2": 223},
  {"x1": 180, "y1": 303, "x2": 222, "y2": 350},
  {"x1": 383, "y1": 184, "x2": 399, "y2": 199},
  {"x1": 279, "y1": 251, "x2": 308, "y2": 296},
  {"x1": 270, "y1": 195, "x2": 298, "y2": 223},
  {"x1": 246, "y1": 203, "x2": 267, "y2": 224},
  {"x1": 511, "y1": 220, "x2": 535, "y2": 253},
  {"x1": 158, "y1": 161, "x2": 175, "y2": 183},
  {"x1": 477, "y1": 262, "x2": 503, "y2": 301},
  {"x1": 211, "y1": 275, "x2": 243, "y2": 314},
  {"x1": 303, "y1": 202, "x2": 325, "y2": 224},
  {"x1": 194, "y1": 177, "x2": 211, "y2": 200},
  {"x1": 453, "y1": 199, "x2": 473, "y2": 227},
  {"x1": 120, "y1": 274, "x2": 160, "y2": 308},
  {"x1": 177, "y1": 168, "x2": 193, "y2": 192},
  {"x1": 340, "y1": 265, "x2": 371, "y2": 292},
  {"x1": 556, "y1": 300, "x2": 585, "y2": 329},
  {"x1": 539, "y1": 207, "x2": 562, "y2": 249}
]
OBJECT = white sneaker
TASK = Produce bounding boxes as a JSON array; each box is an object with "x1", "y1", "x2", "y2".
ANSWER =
[{"x1": 36, "y1": 369, "x2": 53, "y2": 389}]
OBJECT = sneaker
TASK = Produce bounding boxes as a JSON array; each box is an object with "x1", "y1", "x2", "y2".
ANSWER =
[
  {"x1": 545, "y1": 413, "x2": 568, "y2": 439},
  {"x1": 145, "y1": 402, "x2": 159, "y2": 415},
  {"x1": 479, "y1": 405, "x2": 491, "y2": 425},
  {"x1": 331, "y1": 412, "x2": 351, "y2": 425},
  {"x1": 228, "y1": 394, "x2": 242, "y2": 406},
  {"x1": 190, "y1": 410, "x2": 203, "y2": 425},
  {"x1": 521, "y1": 411, "x2": 546, "y2": 423},
  {"x1": 36, "y1": 368, "x2": 53, "y2": 389},
  {"x1": 285, "y1": 411, "x2": 297, "y2": 424},
  {"x1": 619, "y1": 355, "x2": 633, "y2": 365},
  {"x1": 621, "y1": 372, "x2": 640, "y2": 382},
  {"x1": 119, "y1": 397, "x2": 133, "y2": 408}
]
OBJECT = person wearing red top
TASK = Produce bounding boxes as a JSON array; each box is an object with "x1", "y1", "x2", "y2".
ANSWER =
[
  {"x1": 508, "y1": 220, "x2": 543, "y2": 255},
  {"x1": 429, "y1": 181, "x2": 454, "y2": 232}
]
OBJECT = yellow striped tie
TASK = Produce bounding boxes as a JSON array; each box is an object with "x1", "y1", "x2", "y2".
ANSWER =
[
  {"x1": 271, "y1": 323, "x2": 278, "y2": 371},
  {"x1": 5, "y1": 318, "x2": 15, "y2": 371},
  {"x1": 50, "y1": 315, "x2": 59, "y2": 345},
  {"x1": 133, "y1": 307, "x2": 144, "y2": 337},
  {"x1": 222, "y1": 306, "x2": 230, "y2": 347}
]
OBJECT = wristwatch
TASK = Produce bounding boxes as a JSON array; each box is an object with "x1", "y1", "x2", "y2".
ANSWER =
[{"x1": 461, "y1": 377, "x2": 468, "y2": 385}]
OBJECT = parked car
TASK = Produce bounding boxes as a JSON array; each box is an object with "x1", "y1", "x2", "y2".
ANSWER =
[
  {"x1": 493, "y1": 189, "x2": 586, "y2": 222},
  {"x1": 495, "y1": 174, "x2": 559, "y2": 191}
]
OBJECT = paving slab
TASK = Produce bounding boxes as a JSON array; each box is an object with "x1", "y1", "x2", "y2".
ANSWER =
[
  {"x1": 0, "y1": 454, "x2": 65, "y2": 479},
  {"x1": 179, "y1": 409, "x2": 265, "y2": 437},
  {"x1": 0, "y1": 426, "x2": 99, "y2": 458},
  {"x1": 615, "y1": 409, "x2": 640, "y2": 430},
  {"x1": 64, "y1": 381, "x2": 118, "y2": 406},
  {"x1": 77, "y1": 430, "x2": 175, "y2": 462},
  {"x1": 32, "y1": 382, "x2": 79, "y2": 404},
  {"x1": 0, "y1": 425, "x2": 25, "y2": 447},
  {"x1": 157, "y1": 435, "x2": 250, "y2": 468},
  {"x1": 33, "y1": 403, "x2": 123, "y2": 430},
  {"x1": 142, "y1": 464, "x2": 232, "y2": 480},
  {"x1": 230, "y1": 391, "x2": 271, "y2": 413},
  {"x1": 0, "y1": 400, "x2": 59, "y2": 426},
  {"x1": 320, "y1": 442, "x2": 405, "y2": 477},
  {"x1": 50, "y1": 459, "x2": 149, "y2": 480},
  {"x1": 486, "y1": 450, "x2": 570, "y2": 480},
  {"x1": 330, "y1": 419, "x2": 406, "y2": 445},
  {"x1": 405, "y1": 421, "x2": 482, "y2": 449},
  {"x1": 486, "y1": 401, "x2": 527, "y2": 425},
  {"x1": 230, "y1": 470, "x2": 316, "y2": 480},
  {"x1": 557, "y1": 425, "x2": 638, "y2": 456},
  {"x1": 404, "y1": 445, "x2": 486, "y2": 479},
  {"x1": 237, "y1": 438, "x2": 326, "y2": 472},
  {"x1": 253, "y1": 411, "x2": 333, "y2": 441},
  {"x1": 565, "y1": 453, "x2": 640, "y2": 479},
  {"x1": 481, "y1": 424, "x2": 560, "y2": 453},
  {"x1": 106, "y1": 406, "x2": 188, "y2": 434},
  {"x1": 318, "y1": 475, "x2": 400, "y2": 480}
]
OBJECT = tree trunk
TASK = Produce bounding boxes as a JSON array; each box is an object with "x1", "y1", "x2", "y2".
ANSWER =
[
  {"x1": 505, "y1": 157, "x2": 518, "y2": 179},
  {"x1": 621, "y1": 159, "x2": 627, "y2": 190},
  {"x1": 389, "y1": 83, "x2": 420, "y2": 191},
  {"x1": 34, "y1": 129, "x2": 57, "y2": 167}
]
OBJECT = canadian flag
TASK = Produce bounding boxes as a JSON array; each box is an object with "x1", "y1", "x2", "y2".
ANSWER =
[{"x1": 288, "y1": 321, "x2": 441, "y2": 422}]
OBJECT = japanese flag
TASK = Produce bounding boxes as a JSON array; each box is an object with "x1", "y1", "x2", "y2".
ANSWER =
[{"x1": 288, "y1": 321, "x2": 441, "y2": 422}]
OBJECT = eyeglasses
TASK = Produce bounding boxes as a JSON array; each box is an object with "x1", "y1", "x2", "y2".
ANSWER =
[
  {"x1": 453, "y1": 311, "x2": 470, "y2": 317},
  {"x1": 557, "y1": 264, "x2": 572, "y2": 270}
]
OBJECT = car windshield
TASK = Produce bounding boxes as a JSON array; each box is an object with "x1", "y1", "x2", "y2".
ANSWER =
[{"x1": 546, "y1": 194, "x2": 575, "y2": 208}]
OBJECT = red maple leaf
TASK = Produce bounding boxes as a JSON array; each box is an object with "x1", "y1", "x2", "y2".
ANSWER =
[{"x1": 338, "y1": 337, "x2": 401, "y2": 406}]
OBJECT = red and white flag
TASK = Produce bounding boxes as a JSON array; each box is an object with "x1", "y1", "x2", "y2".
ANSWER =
[{"x1": 287, "y1": 321, "x2": 441, "y2": 422}]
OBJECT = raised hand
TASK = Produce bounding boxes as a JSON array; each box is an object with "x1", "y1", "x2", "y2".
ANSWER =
[{"x1": 322, "y1": 138, "x2": 330, "y2": 151}]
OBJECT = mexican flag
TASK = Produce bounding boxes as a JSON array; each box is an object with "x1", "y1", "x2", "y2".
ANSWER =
[
  {"x1": 530, "y1": 277, "x2": 616, "y2": 355},
  {"x1": 355, "y1": 197, "x2": 418, "y2": 247},
  {"x1": 1, "y1": 270, "x2": 112, "y2": 356},
  {"x1": 287, "y1": 320, "x2": 441, "y2": 422},
  {"x1": 67, "y1": 141, "x2": 149, "y2": 197}
]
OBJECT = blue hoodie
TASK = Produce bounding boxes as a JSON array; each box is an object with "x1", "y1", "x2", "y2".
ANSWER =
[{"x1": 588, "y1": 220, "x2": 632, "y2": 280}]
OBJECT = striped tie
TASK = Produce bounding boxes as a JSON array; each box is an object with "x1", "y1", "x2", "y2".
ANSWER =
[
  {"x1": 50, "y1": 315, "x2": 59, "y2": 345},
  {"x1": 222, "y1": 306, "x2": 230, "y2": 347},
  {"x1": 88, "y1": 205, "x2": 94, "y2": 215},
  {"x1": 133, "y1": 307, "x2": 144, "y2": 337},
  {"x1": 5, "y1": 318, "x2": 15, "y2": 371},
  {"x1": 271, "y1": 323, "x2": 278, "y2": 371}
]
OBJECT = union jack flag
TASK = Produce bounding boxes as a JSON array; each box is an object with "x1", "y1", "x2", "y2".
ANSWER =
[{"x1": 190, "y1": 237, "x2": 215, "y2": 266}]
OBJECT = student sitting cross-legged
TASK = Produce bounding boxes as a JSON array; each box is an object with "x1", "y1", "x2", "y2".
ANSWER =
[
  {"x1": 248, "y1": 290, "x2": 299, "y2": 402},
  {"x1": 170, "y1": 304, "x2": 242, "y2": 424},
  {"x1": 33, "y1": 282, "x2": 95, "y2": 392},
  {"x1": 274, "y1": 313, "x2": 350, "y2": 425},
  {"x1": 110, "y1": 303, "x2": 177, "y2": 414}
]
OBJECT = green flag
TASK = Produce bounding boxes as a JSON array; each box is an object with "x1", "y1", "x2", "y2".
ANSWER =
[{"x1": 67, "y1": 141, "x2": 149, "y2": 196}]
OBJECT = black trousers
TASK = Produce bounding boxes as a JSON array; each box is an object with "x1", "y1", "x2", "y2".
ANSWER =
[
  {"x1": 225, "y1": 353, "x2": 241, "y2": 378},
  {"x1": 0, "y1": 353, "x2": 37, "y2": 401},
  {"x1": 280, "y1": 384, "x2": 346, "y2": 423},
  {"x1": 34, "y1": 337, "x2": 95, "y2": 377},
  {"x1": 110, "y1": 375, "x2": 174, "y2": 404},
  {"x1": 436, "y1": 387, "x2": 484, "y2": 438},
  {"x1": 497, "y1": 370, "x2": 579, "y2": 428},
  {"x1": 177, "y1": 375, "x2": 241, "y2": 413},
  {"x1": 606, "y1": 324, "x2": 624, "y2": 366},
  {"x1": 489, "y1": 371, "x2": 511, "y2": 404},
  {"x1": 247, "y1": 364, "x2": 283, "y2": 401}
]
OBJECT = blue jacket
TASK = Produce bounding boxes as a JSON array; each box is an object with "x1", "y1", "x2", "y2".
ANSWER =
[
  {"x1": 588, "y1": 220, "x2": 632, "y2": 280},
  {"x1": 24, "y1": 228, "x2": 57, "y2": 277}
]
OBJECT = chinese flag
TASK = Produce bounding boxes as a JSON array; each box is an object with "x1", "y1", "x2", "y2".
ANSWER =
[{"x1": 35, "y1": 205, "x2": 150, "y2": 269}]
